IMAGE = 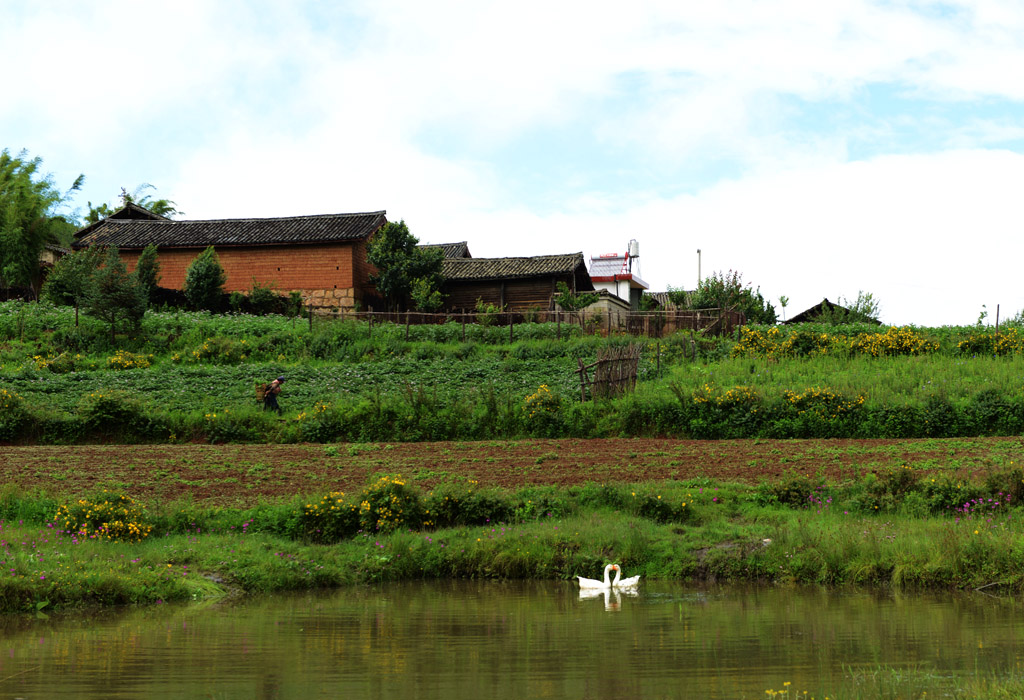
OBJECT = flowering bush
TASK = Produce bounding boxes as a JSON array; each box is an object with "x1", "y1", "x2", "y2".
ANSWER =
[
  {"x1": 54, "y1": 493, "x2": 153, "y2": 542},
  {"x1": 29, "y1": 352, "x2": 90, "y2": 373},
  {"x1": 523, "y1": 384, "x2": 561, "y2": 418},
  {"x1": 173, "y1": 336, "x2": 249, "y2": 365},
  {"x1": 297, "y1": 491, "x2": 360, "y2": 543},
  {"x1": 358, "y1": 475, "x2": 423, "y2": 533},
  {"x1": 782, "y1": 387, "x2": 865, "y2": 421},
  {"x1": 107, "y1": 350, "x2": 153, "y2": 370},
  {"x1": 957, "y1": 328, "x2": 1024, "y2": 356},
  {"x1": 850, "y1": 327, "x2": 938, "y2": 357}
]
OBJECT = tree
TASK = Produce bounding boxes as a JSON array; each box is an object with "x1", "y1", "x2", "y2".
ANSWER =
[
  {"x1": 85, "y1": 247, "x2": 146, "y2": 344},
  {"x1": 555, "y1": 281, "x2": 599, "y2": 312},
  {"x1": 41, "y1": 245, "x2": 103, "y2": 326},
  {"x1": 0, "y1": 149, "x2": 82, "y2": 298},
  {"x1": 183, "y1": 246, "x2": 227, "y2": 310},
  {"x1": 133, "y1": 244, "x2": 161, "y2": 306},
  {"x1": 681, "y1": 270, "x2": 777, "y2": 324},
  {"x1": 366, "y1": 220, "x2": 444, "y2": 311},
  {"x1": 85, "y1": 183, "x2": 182, "y2": 224}
]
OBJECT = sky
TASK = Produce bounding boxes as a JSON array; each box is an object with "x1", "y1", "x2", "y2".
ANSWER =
[{"x1": 3, "y1": 0, "x2": 1024, "y2": 326}]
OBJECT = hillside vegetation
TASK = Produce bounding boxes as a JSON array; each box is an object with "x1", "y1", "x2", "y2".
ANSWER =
[{"x1": 2, "y1": 300, "x2": 1023, "y2": 444}]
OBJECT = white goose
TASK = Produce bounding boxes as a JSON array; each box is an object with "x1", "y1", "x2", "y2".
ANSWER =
[
  {"x1": 577, "y1": 564, "x2": 641, "y2": 590},
  {"x1": 611, "y1": 565, "x2": 640, "y2": 589},
  {"x1": 578, "y1": 564, "x2": 617, "y2": 589}
]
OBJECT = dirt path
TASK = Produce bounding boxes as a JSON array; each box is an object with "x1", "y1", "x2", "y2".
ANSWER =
[{"x1": 3, "y1": 436, "x2": 1021, "y2": 506}]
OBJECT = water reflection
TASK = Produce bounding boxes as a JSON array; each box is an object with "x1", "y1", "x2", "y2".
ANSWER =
[
  {"x1": 578, "y1": 586, "x2": 639, "y2": 611},
  {"x1": 2, "y1": 582, "x2": 1024, "y2": 699}
]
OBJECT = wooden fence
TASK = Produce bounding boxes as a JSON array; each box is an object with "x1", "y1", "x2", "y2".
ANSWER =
[
  {"x1": 576, "y1": 344, "x2": 641, "y2": 401},
  {"x1": 306, "y1": 307, "x2": 746, "y2": 340}
]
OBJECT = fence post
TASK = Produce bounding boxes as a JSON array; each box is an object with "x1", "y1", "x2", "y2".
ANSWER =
[
  {"x1": 368, "y1": 312, "x2": 373, "y2": 338},
  {"x1": 406, "y1": 311, "x2": 410, "y2": 341},
  {"x1": 462, "y1": 314, "x2": 466, "y2": 342},
  {"x1": 308, "y1": 304, "x2": 313, "y2": 331},
  {"x1": 557, "y1": 311, "x2": 561, "y2": 340},
  {"x1": 509, "y1": 313, "x2": 514, "y2": 343},
  {"x1": 657, "y1": 341, "x2": 661, "y2": 377}
]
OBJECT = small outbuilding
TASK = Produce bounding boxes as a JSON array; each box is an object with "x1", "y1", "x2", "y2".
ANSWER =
[{"x1": 440, "y1": 253, "x2": 593, "y2": 312}]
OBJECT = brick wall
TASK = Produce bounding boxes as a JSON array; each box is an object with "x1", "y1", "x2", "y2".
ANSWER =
[{"x1": 121, "y1": 242, "x2": 377, "y2": 310}]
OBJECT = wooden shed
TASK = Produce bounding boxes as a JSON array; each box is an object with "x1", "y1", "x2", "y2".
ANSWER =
[{"x1": 440, "y1": 253, "x2": 593, "y2": 312}]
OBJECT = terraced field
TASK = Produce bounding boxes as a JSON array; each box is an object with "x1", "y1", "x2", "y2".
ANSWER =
[{"x1": 4, "y1": 436, "x2": 1020, "y2": 506}]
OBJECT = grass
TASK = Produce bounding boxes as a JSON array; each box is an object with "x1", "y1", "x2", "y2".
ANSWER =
[{"x1": 3, "y1": 468, "x2": 1024, "y2": 613}]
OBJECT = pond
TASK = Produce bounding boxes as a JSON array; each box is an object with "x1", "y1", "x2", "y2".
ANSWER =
[{"x1": 1, "y1": 581, "x2": 1023, "y2": 699}]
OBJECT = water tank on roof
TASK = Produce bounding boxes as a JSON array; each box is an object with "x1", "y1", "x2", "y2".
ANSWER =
[{"x1": 628, "y1": 239, "x2": 639, "y2": 258}]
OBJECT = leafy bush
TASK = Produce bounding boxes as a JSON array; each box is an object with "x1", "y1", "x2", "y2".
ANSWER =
[
  {"x1": 77, "y1": 390, "x2": 154, "y2": 439},
  {"x1": 424, "y1": 480, "x2": 510, "y2": 527},
  {"x1": 629, "y1": 489, "x2": 693, "y2": 524},
  {"x1": 756, "y1": 474, "x2": 817, "y2": 507}
]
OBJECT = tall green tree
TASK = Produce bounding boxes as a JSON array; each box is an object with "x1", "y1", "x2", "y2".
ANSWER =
[
  {"x1": 0, "y1": 149, "x2": 82, "y2": 298},
  {"x1": 183, "y1": 246, "x2": 227, "y2": 311},
  {"x1": 366, "y1": 220, "x2": 444, "y2": 311},
  {"x1": 41, "y1": 245, "x2": 103, "y2": 326},
  {"x1": 85, "y1": 247, "x2": 146, "y2": 343},
  {"x1": 676, "y1": 270, "x2": 777, "y2": 324},
  {"x1": 133, "y1": 244, "x2": 161, "y2": 306}
]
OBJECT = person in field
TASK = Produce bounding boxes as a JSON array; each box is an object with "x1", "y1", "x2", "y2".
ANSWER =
[{"x1": 263, "y1": 376, "x2": 285, "y2": 414}]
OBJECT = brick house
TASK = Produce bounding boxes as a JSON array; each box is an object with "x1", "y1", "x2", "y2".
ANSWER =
[{"x1": 73, "y1": 205, "x2": 387, "y2": 310}]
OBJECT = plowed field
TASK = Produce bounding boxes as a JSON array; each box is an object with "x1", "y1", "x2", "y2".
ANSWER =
[{"x1": 3, "y1": 437, "x2": 1021, "y2": 506}]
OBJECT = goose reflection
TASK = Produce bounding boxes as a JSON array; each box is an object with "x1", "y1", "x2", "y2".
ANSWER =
[{"x1": 578, "y1": 586, "x2": 638, "y2": 611}]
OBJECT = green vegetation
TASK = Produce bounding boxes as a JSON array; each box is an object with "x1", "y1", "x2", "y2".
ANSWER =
[
  {"x1": 2, "y1": 302, "x2": 1024, "y2": 443},
  {"x1": 366, "y1": 219, "x2": 444, "y2": 311},
  {"x1": 2, "y1": 459, "x2": 1024, "y2": 612},
  {"x1": 0, "y1": 148, "x2": 82, "y2": 298}
]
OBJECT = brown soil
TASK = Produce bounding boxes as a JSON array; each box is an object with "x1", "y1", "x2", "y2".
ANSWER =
[{"x1": 3, "y1": 436, "x2": 1021, "y2": 506}]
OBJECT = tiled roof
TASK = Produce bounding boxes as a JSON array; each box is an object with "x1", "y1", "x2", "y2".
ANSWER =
[
  {"x1": 419, "y1": 241, "x2": 471, "y2": 258},
  {"x1": 74, "y1": 210, "x2": 387, "y2": 249},
  {"x1": 442, "y1": 253, "x2": 587, "y2": 282}
]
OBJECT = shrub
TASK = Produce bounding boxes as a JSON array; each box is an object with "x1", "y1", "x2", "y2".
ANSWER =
[
  {"x1": 175, "y1": 336, "x2": 250, "y2": 365},
  {"x1": 0, "y1": 388, "x2": 29, "y2": 441},
  {"x1": 629, "y1": 489, "x2": 693, "y2": 524},
  {"x1": 296, "y1": 491, "x2": 360, "y2": 543},
  {"x1": 183, "y1": 246, "x2": 227, "y2": 311},
  {"x1": 107, "y1": 350, "x2": 153, "y2": 370},
  {"x1": 424, "y1": 479, "x2": 510, "y2": 527},
  {"x1": 756, "y1": 474, "x2": 818, "y2": 507},
  {"x1": 77, "y1": 390, "x2": 153, "y2": 439},
  {"x1": 53, "y1": 493, "x2": 153, "y2": 542},
  {"x1": 358, "y1": 475, "x2": 423, "y2": 533}
]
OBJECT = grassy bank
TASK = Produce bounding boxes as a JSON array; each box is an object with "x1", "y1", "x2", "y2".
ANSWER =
[{"x1": 3, "y1": 461, "x2": 1024, "y2": 613}]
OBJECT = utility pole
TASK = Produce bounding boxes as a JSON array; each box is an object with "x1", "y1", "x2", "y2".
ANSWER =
[{"x1": 697, "y1": 249, "x2": 702, "y2": 286}]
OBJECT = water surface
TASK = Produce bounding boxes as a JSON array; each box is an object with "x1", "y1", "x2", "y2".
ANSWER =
[{"x1": 2, "y1": 581, "x2": 1023, "y2": 699}]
